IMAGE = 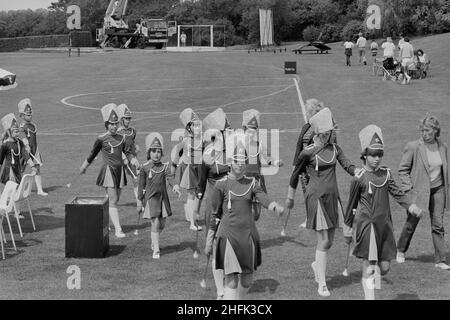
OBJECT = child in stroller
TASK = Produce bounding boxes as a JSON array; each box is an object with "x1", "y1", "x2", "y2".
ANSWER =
[
  {"x1": 381, "y1": 57, "x2": 404, "y2": 81},
  {"x1": 407, "y1": 49, "x2": 430, "y2": 79}
]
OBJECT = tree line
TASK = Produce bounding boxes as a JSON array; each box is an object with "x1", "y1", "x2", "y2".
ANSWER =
[{"x1": 1, "y1": 0, "x2": 449, "y2": 45}]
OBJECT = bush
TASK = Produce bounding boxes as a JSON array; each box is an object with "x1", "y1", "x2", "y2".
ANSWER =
[
  {"x1": 302, "y1": 25, "x2": 320, "y2": 42},
  {"x1": 320, "y1": 24, "x2": 342, "y2": 42},
  {"x1": 341, "y1": 19, "x2": 364, "y2": 41},
  {"x1": 434, "y1": 12, "x2": 450, "y2": 33}
]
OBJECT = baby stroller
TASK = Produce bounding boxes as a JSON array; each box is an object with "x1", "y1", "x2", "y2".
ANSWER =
[
  {"x1": 407, "y1": 60, "x2": 431, "y2": 79},
  {"x1": 380, "y1": 57, "x2": 404, "y2": 81}
]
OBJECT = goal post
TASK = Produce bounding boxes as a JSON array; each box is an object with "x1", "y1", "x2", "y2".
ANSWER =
[{"x1": 175, "y1": 24, "x2": 225, "y2": 48}]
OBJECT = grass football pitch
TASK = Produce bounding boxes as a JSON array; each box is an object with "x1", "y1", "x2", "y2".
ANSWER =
[{"x1": 0, "y1": 33, "x2": 449, "y2": 300}]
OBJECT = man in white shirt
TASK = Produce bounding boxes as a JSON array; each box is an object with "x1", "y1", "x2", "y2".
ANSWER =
[
  {"x1": 398, "y1": 37, "x2": 414, "y2": 84},
  {"x1": 355, "y1": 32, "x2": 367, "y2": 65},
  {"x1": 381, "y1": 37, "x2": 395, "y2": 58}
]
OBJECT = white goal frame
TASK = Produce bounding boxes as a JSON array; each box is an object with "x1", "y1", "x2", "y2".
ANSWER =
[{"x1": 176, "y1": 24, "x2": 225, "y2": 48}]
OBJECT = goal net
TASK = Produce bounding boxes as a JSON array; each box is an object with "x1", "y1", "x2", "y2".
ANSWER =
[{"x1": 175, "y1": 25, "x2": 226, "y2": 48}]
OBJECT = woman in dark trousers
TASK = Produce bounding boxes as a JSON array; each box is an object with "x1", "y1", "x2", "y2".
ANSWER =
[{"x1": 396, "y1": 114, "x2": 449, "y2": 270}]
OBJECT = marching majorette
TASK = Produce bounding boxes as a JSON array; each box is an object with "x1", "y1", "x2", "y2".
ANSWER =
[
  {"x1": 242, "y1": 109, "x2": 282, "y2": 220},
  {"x1": 117, "y1": 104, "x2": 141, "y2": 206},
  {"x1": 204, "y1": 134, "x2": 284, "y2": 300},
  {"x1": 1, "y1": 113, "x2": 37, "y2": 185},
  {"x1": 79, "y1": 103, "x2": 130, "y2": 238},
  {"x1": 292, "y1": 99, "x2": 328, "y2": 228},
  {"x1": 344, "y1": 125, "x2": 423, "y2": 300},
  {"x1": 137, "y1": 132, "x2": 180, "y2": 259},
  {"x1": 196, "y1": 107, "x2": 230, "y2": 299},
  {"x1": 173, "y1": 108, "x2": 204, "y2": 231},
  {"x1": 286, "y1": 107, "x2": 357, "y2": 297},
  {"x1": 17, "y1": 98, "x2": 47, "y2": 196}
]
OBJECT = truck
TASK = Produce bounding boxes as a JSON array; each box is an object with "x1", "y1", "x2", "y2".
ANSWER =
[{"x1": 95, "y1": 0, "x2": 176, "y2": 49}]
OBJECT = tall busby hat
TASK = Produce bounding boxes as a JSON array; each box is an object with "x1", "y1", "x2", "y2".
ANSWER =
[
  {"x1": 18, "y1": 98, "x2": 32, "y2": 115},
  {"x1": 1, "y1": 113, "x2": 18, "y2": 132},
  {"x1": 225, "y1": 131, "x2": 248, "y2": 163},
  {"x1": 242, "y1": 109, "x2": 260, "y2": 129},
  {"x1": 101, "y1": 103, "x2": 119, "y2": 123},
  {"x1": 359, "y1": 125, "x2": 384, "y2": 151},
  {"x1": 203, "y1": 108, "x2": 229, "y2": 132},
  {"x1": 180, "y1": 108, "x2": 200, "y2": 128},
  {"x1": 117, "y1": 104, "x2": 132, "y2": 119},
  {"x1": 145, "y1": 132, "x2": 164, "y2": 151},
  {"x1": 309, "y1": 107, "x2": 336, "y2": 134}
]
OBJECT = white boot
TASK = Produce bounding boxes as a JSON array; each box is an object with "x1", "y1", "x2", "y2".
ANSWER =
[
  {"x1": 184, "y1": 203, "x2": 189, "y2": 221},
  {"x1": 212, "y1": 261, "x2": 225, "y2": 299},
  {"x1": 109, "y1": 207, "x2": 125, "y2": 238},
  {"x1": 188, "y1": 198, "x2": 202, "y2": 231},
  {"x1": 237, "y1": 282, "x2": 249, "y2": 300},
  {"x1": 35, "y1": 175, "x2": 48, "y2": 196},
  {"x1": 133, "y1": 187, "x2": 139, "y2": 204},
  {"x1": 223, "y1": 286, "x2": 238, "y2": 300},
  {"x1": 315, "y1": 250, "x2": 330, "y2": 297},
  {"x1": 362, "y1": 277, "x2": 375, "y2": 300},
  {"x1": 151, "y1": 232, "x2": 160, "y2": 259}
]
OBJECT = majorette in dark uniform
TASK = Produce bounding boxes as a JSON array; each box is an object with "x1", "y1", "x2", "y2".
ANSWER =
[
  {"x1": 173, "y1": 108, "x2": 204, "y2": 231},
  {"x1": 196, "y1": 107, "x2": 230, "y2": 299},
  {"x1": 80, "y1": 103, "x2": 133, "y2": 238},
  {"x1": 138, "y1": 132, "x2": 178, "y2": 259},
  {"x1": 286, "y1": 107, "x2": 356, "y2": 297},
  {"x1": 1, "y1": 113, "x2": 36, "y2": 185},
  {"x1": 117, "y1": 104, "x2": 141, "y2": 208},
  {"x1": 343, "y1": 125, "x2": 423, "y2": 300},
  {"x1": 205, "y1": 133, "x2": 284, "y2": 300},
  {"x1": 17, "y1": 98, "x2": 47, "y2": 196},
  {"x1": 242, "y1": 109, "x2": 282, "y2": 220}
]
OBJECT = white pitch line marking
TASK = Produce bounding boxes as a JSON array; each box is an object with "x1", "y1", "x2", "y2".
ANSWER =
[{"x1": 47, "y1": 85, "x2": 294, "y2": 134}]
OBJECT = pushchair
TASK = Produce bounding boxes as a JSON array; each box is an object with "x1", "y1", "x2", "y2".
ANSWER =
[
  {"x1": 378, "y1": 57, "x2": 404, "y2": 81},
  {"x1": 407, "y1": 60, "x2": 431, "y2": 79}
]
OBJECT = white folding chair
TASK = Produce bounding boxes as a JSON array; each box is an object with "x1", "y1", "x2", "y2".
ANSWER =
[
  {"x1": 13, "y1": 174, "x2": 36, "y2": 237},
  {"x1": 0, "y1": 181, "x2": 19, "y2": 253}
]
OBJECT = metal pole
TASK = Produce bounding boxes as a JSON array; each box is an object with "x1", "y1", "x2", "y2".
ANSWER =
[
  {"x1": 177, "y1": 25, "x2": 180, "y2": 47},
  {"x1": 210, "y1": 25, "x2": 213, "y2": 47}
]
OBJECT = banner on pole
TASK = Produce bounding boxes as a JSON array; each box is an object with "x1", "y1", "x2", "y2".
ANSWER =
[{"x1": 259, "y1": 8, "x2": 274, "y2": 47}]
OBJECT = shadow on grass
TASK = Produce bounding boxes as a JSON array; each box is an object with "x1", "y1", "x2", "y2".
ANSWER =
[
  {"x1": 121, "y1": 222, "x2": 151, "y2": 233},
  {"x1": 248, "y1": 278, "x2": 280, "y2": 294},
  {"x1": 105, "y1": 245, "x2": 126, "y2": 257},
  {"x1": 260, "y1": 236, "x2": 307, "y2": 250},
  {"x1": 42, "y1": 185, "x2": 65, "y2": 193},
  {"x1": 327, "y1": 270, "x2": 361, "y2": 290},
  {"x1": 1, "y1": 239, "x2": 42, "y2": 259},
  {"x1": 393, "y1": 292, "x2": 420, "y2": 300},
  {"x1": 4, "y1": 213, "x2": 64, "y2": 233},
  {"x1": 162, "y1": 240, "x2": 197, "y2": 255},
  {"x1": 407, "y1": 254, "x2": 435, "y2": 263}
]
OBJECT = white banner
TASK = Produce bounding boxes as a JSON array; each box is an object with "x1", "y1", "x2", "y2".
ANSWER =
[{"x1": 259, "y1": 9, "x2": 273, "y2": 47}]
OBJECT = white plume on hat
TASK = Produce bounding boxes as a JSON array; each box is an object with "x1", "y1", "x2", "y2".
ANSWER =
[
  {"x1": 101, "y1": 103, "x2": 119, "y2": 123},
  {"x1": 145, "y1": 132, "x2": 164, "y2": 151},
  {"x1": 180, "y1": 108, "x2": 199, "y2": 128},
  {"x1": 309, "y1": 107, "x2": 335, "y2": 134},
  {"x1": 242, "y1": 109, "x2": 260, "y2": 129},
  {"x1": 1, "y1": 113, "x2": 18, "y2": 131},
  {"x1": 18, "y1": 98, "x2": 32, "y2": 114},
  {"x1": 116, "y1": 104, "x2": 132, "y2": 119},
  {"x1": 359, "y1": 124, "x2": 384, "y2": 151}
]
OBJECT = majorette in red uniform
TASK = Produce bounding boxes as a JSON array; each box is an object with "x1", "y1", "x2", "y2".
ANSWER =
[
  {"x1": 205, "y1": 133, "x2": 284, "y2": 300},
  {"x1": 137, "y1": 132, "x2": 180, "y2": 259},
  {"x1": 80, "y1": 103, "x2": 135, "y2": 238},
  {"x1": 343, "y1": 124, "x2": 423, "y2": 300},
  {"x1": 17, "y1": 98, "x2": 47, "y2": 196}
]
